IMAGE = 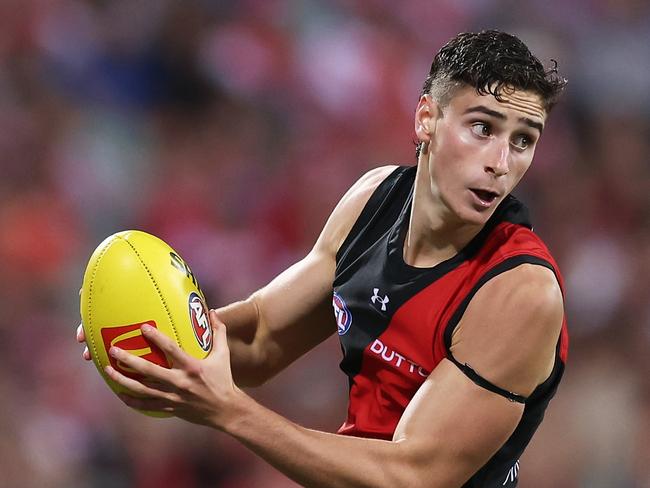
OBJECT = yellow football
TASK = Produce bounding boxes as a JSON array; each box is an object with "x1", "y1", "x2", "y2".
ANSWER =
[{"x1": 80, "y1": 230, "x2": 212, "y2": 416}]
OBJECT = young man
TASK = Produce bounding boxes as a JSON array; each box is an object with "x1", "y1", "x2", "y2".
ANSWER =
[{"x1": 78, "y1": 30, "x2": 569, "y2": 487}]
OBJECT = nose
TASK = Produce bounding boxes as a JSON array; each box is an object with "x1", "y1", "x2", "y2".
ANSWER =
[{"x1": 485, "y1": 140, "x2": 510, "y2": 177}]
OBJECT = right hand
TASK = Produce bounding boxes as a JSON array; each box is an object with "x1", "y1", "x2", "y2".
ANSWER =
[{"x1": 76, "y1": 323, "x2": 91, "y2": 361}]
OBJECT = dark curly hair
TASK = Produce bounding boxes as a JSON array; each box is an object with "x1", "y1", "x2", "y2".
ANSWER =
[{"x1": 416, "y1": 30, "x2": 567, "y2": 158}]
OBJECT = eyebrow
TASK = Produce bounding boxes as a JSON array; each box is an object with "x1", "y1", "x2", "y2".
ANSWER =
[{"x1": 464, "y1": 105, "x2": 544, "y2": 134}]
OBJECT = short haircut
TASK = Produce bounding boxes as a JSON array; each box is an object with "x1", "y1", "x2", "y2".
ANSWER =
[{"x1": 416, "y1": 30, "x2": 567, "y2": 158}]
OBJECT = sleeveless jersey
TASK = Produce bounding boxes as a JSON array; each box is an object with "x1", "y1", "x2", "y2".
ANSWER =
[{"x1": 332, "y1": 166, "x2": 569, "y2": 487}]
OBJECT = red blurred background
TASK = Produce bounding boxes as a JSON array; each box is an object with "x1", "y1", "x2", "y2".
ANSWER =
[{"x1": 0, "y1": 1, "x2": 648, "y2": 486}]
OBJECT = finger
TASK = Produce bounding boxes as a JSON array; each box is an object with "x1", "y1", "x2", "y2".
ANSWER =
[
  {"x1": 109, "y1": 346, "x2": 171, "y2": 381},
  {"x1": 141, "y1": 379, "x2": 177, "y2": 393},
  {"x1": 105, "y1": 364, "x2": 169, "y2": 398},
  {"x1": 117, "y1": 393, "x2": 174, "y2": 413},
  {"x1": 83, "y1": 346, "x2": 91, "y2": 361},
  {"x1": 76, "y1": 323, "x2": 86, "y2": 343},
  {"x1": 208, "y1": 309, "x2": 225, "y2": 327},
  {"x1": 208, "y1": 310, "x2": 229, "y2": 358},
  {"x1": 140, "y1": 324, "x2": 189, "y2": 367},
  {"x1": 211, "y1": 310, "x2": 228, "y2": 344}
]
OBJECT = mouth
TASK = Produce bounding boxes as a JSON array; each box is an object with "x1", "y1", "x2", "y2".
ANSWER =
[{"x1": 469, "y1": 188, "x2": 500, "y2": 207}]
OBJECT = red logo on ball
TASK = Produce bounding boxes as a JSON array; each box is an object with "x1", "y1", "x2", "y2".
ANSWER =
[
  {"x1": 188, "y1": 292, "x2": 212, "y2": 352},
  {"x1": 100, "y1": 321, "x2": 170, "y2": 378}
]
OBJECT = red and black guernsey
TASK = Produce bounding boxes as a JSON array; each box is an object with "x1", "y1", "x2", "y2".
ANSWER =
[{"x1": 332, "y1": 166, "x2": 569, "y2": 487}]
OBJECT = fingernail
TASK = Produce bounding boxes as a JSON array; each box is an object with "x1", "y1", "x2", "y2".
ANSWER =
[
  {"x1": 142, "y1": 324, "x2": 153, "y2": 334},
  {"x1": 109, "y1": 347, "x2": 121, "y2": 357}
]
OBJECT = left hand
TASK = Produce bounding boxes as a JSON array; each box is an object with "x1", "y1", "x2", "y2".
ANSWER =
[{"x1": 105, "y1": 310, "x2": 240, "y2": 428}]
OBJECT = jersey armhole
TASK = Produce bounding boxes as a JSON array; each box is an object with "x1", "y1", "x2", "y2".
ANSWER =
[{"x1": 443, "y1": 254, "x2": 560, "y2": 405}]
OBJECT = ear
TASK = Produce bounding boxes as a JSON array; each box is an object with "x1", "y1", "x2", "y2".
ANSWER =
[{"x1": 414, "y1": 94, "x2": 441, "y2": 145}]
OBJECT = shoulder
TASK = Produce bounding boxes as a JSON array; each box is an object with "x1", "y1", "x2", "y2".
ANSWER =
[
  {"x1": 338, "y1": 165, "x2": 401, "y2": 208},
  {"x1": 487, "y1": 264, "x2": 563, "y2": 323},
  {"x1": 450, "y1": 264, "x2": 564, "y2": 397},
  {"x1": 315, "y1": 165, "x2": 400, "y2": 255}
]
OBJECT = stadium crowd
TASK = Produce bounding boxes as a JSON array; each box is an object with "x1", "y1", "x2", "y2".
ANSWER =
[{"x1": 0, "y1": 0, "x2": 648, "y2": 486}]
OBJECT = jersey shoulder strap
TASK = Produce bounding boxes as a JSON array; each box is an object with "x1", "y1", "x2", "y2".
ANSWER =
[{"x1": 335, "y1": 165, "x2": 414, "y2": 271}]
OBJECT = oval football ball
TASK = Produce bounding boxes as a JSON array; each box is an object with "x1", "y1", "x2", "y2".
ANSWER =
[{"x1": 80, "y1": 230, "x2": 212, "y2": 416}]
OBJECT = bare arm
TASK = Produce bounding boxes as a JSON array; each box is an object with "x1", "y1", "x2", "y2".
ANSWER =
[
  {"x1": 77, "y1": 166, "x2": 398, "y2": 386},
  {"x1": 106, "y1": 263, "x2": 564, "y2": 487},
  {"x1": 213, "y1": 165, "x2": 398, "y2": 387},
  {"x1": 214, "y1": 252, "x2": 336, "y2": 387},
  {"x1": 221, "y1": 359, "x2": 523, "y2": 488}
]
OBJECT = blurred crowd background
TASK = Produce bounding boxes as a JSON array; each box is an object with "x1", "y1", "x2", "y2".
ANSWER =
[{"x1": 0, "y1": 0, "x2": 648, "y2": 486}]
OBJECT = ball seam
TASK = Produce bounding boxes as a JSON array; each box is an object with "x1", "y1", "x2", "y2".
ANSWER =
[
  {"x1": 87, "y1": 237, "x2": 114, "y2": 381},
  {"x1": 118, "y1": 234, "x2": 182, "y2": 348}
]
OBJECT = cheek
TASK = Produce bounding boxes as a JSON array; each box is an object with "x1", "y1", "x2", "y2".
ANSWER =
[
  {"x1": 431, "y1": 128, "x2": 474, "y2": 185},
  {"x1": 510, "y1": 154, "x2": 535, "y2": 185},
  {"x1": 438, "y1": 123, "x2": 473, "y2": 155},
  {"x1": 455, "y1": 126, "x2": 478, "y2": 147}
]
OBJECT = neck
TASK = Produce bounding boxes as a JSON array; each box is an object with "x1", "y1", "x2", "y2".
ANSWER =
[{"x1": 403, "y1": 162, "x2": 483, "y2": 268}]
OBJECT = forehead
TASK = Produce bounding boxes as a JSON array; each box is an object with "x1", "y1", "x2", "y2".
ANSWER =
[{"x1": 448, "y1": 85, "x2": 547, "y2": 124}]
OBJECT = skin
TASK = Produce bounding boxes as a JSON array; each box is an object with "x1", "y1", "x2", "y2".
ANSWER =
[{"x1": 77, "y1": 85, "x2": 563, "y2": 487}]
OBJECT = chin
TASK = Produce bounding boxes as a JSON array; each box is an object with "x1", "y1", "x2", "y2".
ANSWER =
[
  {"x1": 439, "y1": 191, "x2": 493, "y2": 227},
  {"x1": 452, "y1": 204, "x2": 494, "y2": 227},
  {"x1": 462, "y1": 214, "x2": 490, "y2": 227}
]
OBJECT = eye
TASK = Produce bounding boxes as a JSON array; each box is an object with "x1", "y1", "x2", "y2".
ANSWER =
[
  {"x1": 471, "y1": 122, "x2": 491, "y2": 137},
  {"x1": 512, "y1": 133, "x2": 533, "y2": 150}
]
